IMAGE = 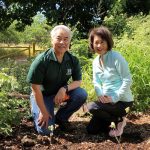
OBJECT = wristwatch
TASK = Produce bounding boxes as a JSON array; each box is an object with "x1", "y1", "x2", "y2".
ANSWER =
[{"x1": 63, "y1": 85, "x2": 68, "y2": 93}]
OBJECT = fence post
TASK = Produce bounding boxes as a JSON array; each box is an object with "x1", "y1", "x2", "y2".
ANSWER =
[
  {"x1": 33, "y1": 42, "x2": 35, "y2": 55},
  {"x1": 29, "y1": 45, "x2": 31, "y2": 58}
]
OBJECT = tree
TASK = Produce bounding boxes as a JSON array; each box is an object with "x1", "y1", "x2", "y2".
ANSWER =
[
  {"x1": 0, "y1": 0, "x2": 42, "y2": 31},
  {"x1": 1, "y1": 0, "x2": 149, "y2": 38},
  {"x1": 0, "y1": 0, "x2": 113, "y2": 37},
  {"x1": 0, "y1": 13, "x2": 52, "y2": 46},
  {"x1": 125, "y1": 0, "x2": 150, "y2": 15}
]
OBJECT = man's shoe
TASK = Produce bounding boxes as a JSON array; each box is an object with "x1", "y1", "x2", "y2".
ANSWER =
[{"x1": 55, "y1": 118, "x2": 75, "y2": 132}]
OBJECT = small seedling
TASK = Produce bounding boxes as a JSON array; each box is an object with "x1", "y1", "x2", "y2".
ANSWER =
[
  {"x1": 110, "y1": 121, "x2": 116, "y2": 129},
  {"x1": 125, "y1": 107, "x2": 130, "y2": 114},
  {"x1": 48, "y1": 125, "x2": 54, "y2": 145},
  {"x1": 109, "y1": 107, "x2": 131, "y2": 150},
  {"x1": 110, "y1": 121, "x2": 122, "y2": 150}
]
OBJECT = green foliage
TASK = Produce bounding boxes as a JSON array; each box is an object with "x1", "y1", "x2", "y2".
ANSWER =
[
  {"x1": 65, "y1": 39, "x2": 94, "y2": 101},
  {"x1": 125, "y1": 0, "x2": 150, "y2": 15},
  {"x1": 114, "y1": 14, "x2": 150, "y2": 112},
  {"x1": 0, "y1": 58, "x2": 31, "y2": 94},
  {"x1": 103, "y1": 0, "x2": 128, "y2": 36},
  {"x1": 70, "y1": 39, "x2": 96, "y2": 101},
  {"x1": 0, "y1": 13, "x2": 52, "y2": 48},
  {"x1": 1, "y1": 0, "x2": 150, "y2": 38},
  {"x1": 0, "y1": 48, "x2": 27, "y2": 59},
  {"x1": 20, "y1": 14, "x2": 52, "y2": 48},
  {"x1": 0, "y1": 72, "x2": 18, "y2": 92},
  {"x1": 0, "y1": 72, "x2": 29, "y2": 135},
  {"x1": 71, "y1": 39, "x2": 91, "y2": 58},
  {"x1": 0, "y1": 0, "x2": 111, "y2": 37},
  {"x1": 103, "y1": 0, "x2": 150, "y2": 36},
  {"x1": 104, "y1": 13, "x2": 127, "y2": 36},
  {"x1": 81, "y1": 63, "x2": 97, "y2": 102},
  {"x1": 0, "y1": 28, "x2": 20, "y2": 44}
]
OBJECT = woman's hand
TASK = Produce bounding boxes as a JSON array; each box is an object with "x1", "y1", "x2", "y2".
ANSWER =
[
  {"x1": 98, "y1": 95, "x2": 112, "y2": 103},
  {"x1": 38, "y1": 111, "x2": 52, "y2": 128},
  {"x1": 54, "y1": 87, "x2": 66, "y2": 105}
]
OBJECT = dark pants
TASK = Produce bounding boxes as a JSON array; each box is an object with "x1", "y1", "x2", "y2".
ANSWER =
[
  {"x1": 86, "y1": 101, "x2": 133, "y2": 134},
  {"x1": 30, "y1": 87, "x2": 87, "y2": 135}
]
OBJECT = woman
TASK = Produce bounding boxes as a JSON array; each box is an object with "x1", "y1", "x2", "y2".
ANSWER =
[
  {"x1": 27, "y1": 25, "x2": 87, "y2": 135},
  {"x1": 86, "y1": 26, "x2": 133, "y2": 137}
]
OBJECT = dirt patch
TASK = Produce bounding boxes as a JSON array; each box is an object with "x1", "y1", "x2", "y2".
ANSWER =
[{"x1": 0, "y1": 110, "x2": 150, "y2": 150}]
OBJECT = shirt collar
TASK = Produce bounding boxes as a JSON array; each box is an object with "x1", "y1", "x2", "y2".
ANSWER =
[
  {"x1": 48, "y1": 48, "x2": 70, "y2": 62},
  {"x1": 99, "y1": 50, "x2": 110, "y2": 60},
  {"x1": 47, "y1": 48, "x2": 57, "y2": 61}
]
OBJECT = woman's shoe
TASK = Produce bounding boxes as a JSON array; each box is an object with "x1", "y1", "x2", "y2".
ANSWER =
[{"x1": 109, "y1": 117, "x2": 127, "y2": 137}]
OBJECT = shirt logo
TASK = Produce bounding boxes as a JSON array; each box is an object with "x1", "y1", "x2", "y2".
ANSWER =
[{"x1": 66, "y1": 69, "x2": 72, "y2": 75}]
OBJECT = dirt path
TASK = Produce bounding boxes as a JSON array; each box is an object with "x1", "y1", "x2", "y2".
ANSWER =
[{"x1": 0, "y1": 110, "x2": 150, "y2": 150}]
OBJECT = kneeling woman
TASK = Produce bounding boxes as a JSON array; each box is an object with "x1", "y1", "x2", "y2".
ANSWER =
[{"x1": 87, "y1": 26, "x2": 133, "y2": 137}]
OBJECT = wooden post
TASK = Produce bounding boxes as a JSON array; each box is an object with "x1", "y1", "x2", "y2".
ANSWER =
[
  {"x1": 28, "y1": 45, "x2": 31, "y2": 58},
  {"x1": 33, "y1": 43, "x2": 36, "y2": 55}
]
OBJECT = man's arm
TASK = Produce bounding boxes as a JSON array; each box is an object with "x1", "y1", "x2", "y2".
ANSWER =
[
  {"x1": 54, "y1": 80, "x2": 81, "y2": 105},
  {"x1": 31, "y1": 84, "x2": 51, "y2": 128}
]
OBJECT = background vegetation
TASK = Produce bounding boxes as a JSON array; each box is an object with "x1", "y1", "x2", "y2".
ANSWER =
[{"x1": 0, "y1": 0, "x2": 149, "y2": 136}]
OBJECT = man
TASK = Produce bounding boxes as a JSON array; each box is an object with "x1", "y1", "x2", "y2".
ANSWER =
[{"x1": 27, "y1": 25, "x2": 87, "y2": 135}]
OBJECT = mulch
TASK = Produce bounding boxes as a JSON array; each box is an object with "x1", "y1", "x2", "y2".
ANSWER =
[{"x1": 0, "y1": 109, "x2": 150, "y2": 150}]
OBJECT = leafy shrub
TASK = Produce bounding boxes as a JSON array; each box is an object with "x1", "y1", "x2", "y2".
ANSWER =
[
  {"x1": 0, "y1": 58, "x2": 31, "y2": 94},
  {"x1": 114, "y1": 14, "x2": 150, "y2": 112},
  {"x1": 104, "y1": 13, "x2": 127, "y2": 36},
  {"x1": 68, "y1": 39, "x2": 96, "y2": 101},
  {"x1": 81, "y1": 62, "x2": 97, "y2": 102},
  {"x1": 71, "y1": 39, "x2": 89, "y2": 58},
  {"x1": 0, "y1": 73, "x2": 29, "y2": 135},
  {"x1": 103, "y1": 0, "x2": 128, "y2": 36}
]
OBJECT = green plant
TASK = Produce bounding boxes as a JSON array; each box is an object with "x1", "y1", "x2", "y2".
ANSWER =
[
  {"x1": 0, "y1": 72, "x2": 29, "y2": 135},
  {"x1": 81, "y1": 63, "x2": 97, "y2": 102},
  {"x1": 0, "y1": 58, "x2": 31, "y2": 94},
  {"x1": 48, "y1": 125, "x2": 54, "y2": 145},
  {"x1": 114, "y1": 15, "x2": 150, "y2": 112},
  {"x1": 71, "y1": 39, "x2": 89, "y2": 58},
  {"x1": 103, "y1": 0, "x2": 128, "y2": 36}
]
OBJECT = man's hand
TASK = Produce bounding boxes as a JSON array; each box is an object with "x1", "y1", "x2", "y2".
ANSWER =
[
  {"x1": 54, "y1": 87, "x2": 67, "y2": 105},
  {"x1": 98, "y1": 95, "x2": 112, "y2": 103},
  {"x1": 38, "y1": 111, "x2": 52, "y2": 128}
]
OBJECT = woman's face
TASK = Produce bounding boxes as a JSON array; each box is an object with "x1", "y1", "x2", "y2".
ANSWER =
[
  {"x1": 93, "y1": 35, "x2": 108, "y2": 55},
  {"x1": 51, "y1": 29, "x2": 70, "y2": 54}
]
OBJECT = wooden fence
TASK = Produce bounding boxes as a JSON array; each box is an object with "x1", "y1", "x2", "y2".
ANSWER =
[
  {"x1": 0, "y1": 45, "x2": 31, "y2": 59},
  {"x1": 0, "y1": 43, "x2": 44, "y2": 59},
  {"x1": 32, "y1": 43, "x2": 44, "y2": 55}
]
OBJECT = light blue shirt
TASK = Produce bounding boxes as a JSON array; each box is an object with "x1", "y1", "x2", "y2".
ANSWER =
[{"x1": 93, "y1": 50, "x2": 133, "y2": 103}]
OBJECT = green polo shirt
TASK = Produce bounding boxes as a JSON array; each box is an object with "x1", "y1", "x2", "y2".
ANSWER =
[{"x1": 27, "y1": 48, "x2": 82, "y2": 96}]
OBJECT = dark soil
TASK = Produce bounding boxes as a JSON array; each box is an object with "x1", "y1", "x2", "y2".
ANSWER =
[{"x1": 0, "y1": 109, "x2": 150, "y2": 150}]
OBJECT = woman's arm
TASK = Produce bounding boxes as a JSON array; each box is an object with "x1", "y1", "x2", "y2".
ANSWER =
[
  {"x1": 93, "y1": 60, "x2": 103, "y2": 97},
  {"x1": 112, "y1": 53, "x2": 132, "y2": 103}
]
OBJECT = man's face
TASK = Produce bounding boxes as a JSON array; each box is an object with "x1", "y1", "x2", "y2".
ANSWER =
[{"x1": 51, "y1": 29, "x2": 70, "y2": 54}]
